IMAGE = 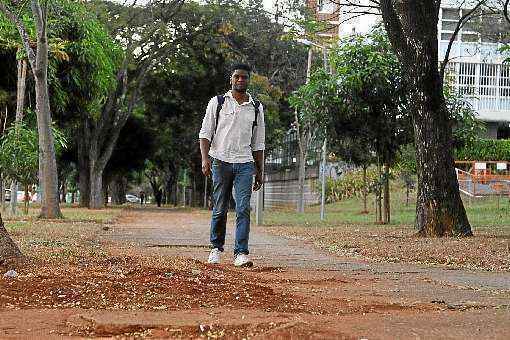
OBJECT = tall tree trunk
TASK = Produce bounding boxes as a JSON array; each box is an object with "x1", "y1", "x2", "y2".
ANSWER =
[
  {"x1": 376, "y1": 161, "x2": 383, "y2": 223},
  {"x1": 78, "y1": 120, "x2": 91, "y2": 207},
  {"x1": 9, "y1": 58, "x2": 28, "y2": 216},
  {"x1": 380, "y1": 0, "x2": 471, "y2": 236},
  {"x1": 34, "y1": 60, "x2": 61, "y2": 218},
  {"x1": 362, "y1": 165, "x2": 368, "y2": 213},
  {"x1": 60, "y1": 177, "x2": 67, "y2": 203},
  {"x1": 110, "y1": 174, "x2": 127, "y2": 205},
  {"x1": 297, "y1": 142, "x2": 307, "y2": 213},
  {"x1": 103, "y1": 177, "x2": 109, "y2": 206},
  {"x1": 0, "y1": 213, "x2": 22, "y2": 260},
  {"x1": 88, "y1": 130, "x2": 107, "y2": 209},
  {"x1": 0, "y1": 176, "x2": 5, "y2": 212},
  {"x1": 383, "y1": 163, "x2": 391, "y2": 224},
  {"x1": 89, "y1": 167, "x2": 103, "y2": 209}
]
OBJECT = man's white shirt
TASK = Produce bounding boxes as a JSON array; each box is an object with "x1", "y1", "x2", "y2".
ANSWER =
[{"x1": 199, "y1": 91, "x2": 265, "y2": 163}]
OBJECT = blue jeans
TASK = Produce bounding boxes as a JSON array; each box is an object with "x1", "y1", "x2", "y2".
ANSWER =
[{"x1": 210, "y1": 158, "x2": 254, "y2": 256}]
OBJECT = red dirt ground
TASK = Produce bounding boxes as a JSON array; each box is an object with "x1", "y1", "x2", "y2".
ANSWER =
[{"x1": 1, "y1": 208, "x2": 509, "y2": 339}]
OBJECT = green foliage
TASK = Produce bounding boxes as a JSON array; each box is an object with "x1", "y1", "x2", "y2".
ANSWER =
[
  {"x1": 249, "y1": 73, "x2": 284, "y2": 151},
  {"x1": 48, "y1": 0, "x2": 122, "y2": 118},
  {"x1": 290, "y1": 29, "x2": 411, "y2": 167},
  {"x1": 322, "y1": 167, "x2": 379, "y2": 203},
  {"x1": 0, "y1": 118, "x2": 67, "y2": 188},
  {"x1": 444, "y1": 85, "x2": 486, "y2": 148},
  {"x1": 456, "y1": 139, "x2": 510, "y2": 161},
  {"x1": 0, "y1": 122, "x2": 39, "y2": 186},
  {"x1": 289, "y1": 69, "x2": 338, "y2": 138}
]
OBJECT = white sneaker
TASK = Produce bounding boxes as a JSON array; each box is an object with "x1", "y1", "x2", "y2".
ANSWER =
[
  {"x1": 234, "y1": 253, "x2": 253, "y2": 267},
  {"x1": 208, "y1": 248, "x2": 221, "y2": 264}
]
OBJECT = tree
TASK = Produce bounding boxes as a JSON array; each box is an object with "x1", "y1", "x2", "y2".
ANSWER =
[
  {"x1": 0, "y1": 123, "x2": 38, "y2": 214},
  {"x1": 289, "y1": 69, "x2": 334, "y2": 213},
  {"x1": 291, "y1": 31, "x2": 411, "y2": 222},
  {"x1": 0, "y1": 0, "x2": 62, "y2": 218},
  {"x1": 379, "y1": 0, "x2": 472, "y2": 236},
  {"x1": 0, "y1": 213, "x2": 21, "y2": 261}
]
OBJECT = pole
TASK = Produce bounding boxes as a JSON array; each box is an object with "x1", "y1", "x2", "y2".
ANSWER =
[
  {"x1": 320, "y1": 137, "x2": 327, "y2": 221},
  {"x1": 306, "y1": 48, "x2": 313, "y2": 83}
]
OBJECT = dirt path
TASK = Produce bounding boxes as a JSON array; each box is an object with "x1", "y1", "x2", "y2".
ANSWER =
[{"x1": 1, "y1": 207, "x2": 510, "y2": 339}]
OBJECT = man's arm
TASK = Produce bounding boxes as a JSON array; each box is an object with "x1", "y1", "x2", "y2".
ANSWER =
[
  {"x1": 200, "y1": 138, "x2": 211, "y2": 177},
  {"x1": 199, "y1": 98, "x2": 216, "y2": 176},
  {"x1": 252, "y1": 103, "x2": 265, "y2": 191},
  {"x1": 252, "y1": 150, "x2": 264, "y2": 191}
]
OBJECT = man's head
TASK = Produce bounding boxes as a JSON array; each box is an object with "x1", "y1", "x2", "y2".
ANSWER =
[{"x1": 230, "y1": 63, "x2": 251, "y2": 93}]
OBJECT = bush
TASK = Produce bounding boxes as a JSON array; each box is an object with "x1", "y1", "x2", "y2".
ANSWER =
[
  {"x1": 456, "y1": 139, "x2": 510, "y2": 161},
  {"x1": 322, "y1": 167, "x2": 379, "y2": 203}
]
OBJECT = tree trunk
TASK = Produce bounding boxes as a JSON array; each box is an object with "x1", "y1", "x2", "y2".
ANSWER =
[
  {"x1": 78, "y1": 120, "x2": 91, "y2": 207},
  {"x1": 110, "y1": 174, "x2": 127, "y2": 205},
  {"x1": 34, "y1": 67, "x2": 61, "y2": 218},
  {"x1": 297, "y1": 143, "x2": 306, "y2": 213},
  {"x1": 89, "y1": 167, "x2": 103, "y2": 209},
  {"x1": 0, "y1": 213, "x2": 22, "y2": 260},
  {"x1": 362, "y1": 165, "x2": 368, "y2": 213},
  {"x1": 0, "y1": 176, "x2": 4, "y2": 211},
  {"x1": 60, "y1": 177, "x2": 67, "y2": 203},
  {"x1": 380, "y1": 0, "x2": 471, "y2": 236},
  {"x1": 9, "y1": 57, "x2": 28, "y2": 216},
  {"x1": 383, "y1": 163, "x2": 390, "y2": 224},
  {"x1": 9, "y1": 182, "x2": 17, "y2": 216},
  {"x1": 103, "y1": 175, "x2": 109, "y2": 206},
  {"x1": 376, "y1": 161, "x2": 383, "y2": 224}
]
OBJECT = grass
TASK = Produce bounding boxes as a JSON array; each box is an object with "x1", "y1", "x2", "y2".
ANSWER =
[
  {"x1": 2, "y1": 204, "x2": 123, "y2": 225},
  {"x1": 264, "y1": 185, "x2": 510, "y2": 230}
]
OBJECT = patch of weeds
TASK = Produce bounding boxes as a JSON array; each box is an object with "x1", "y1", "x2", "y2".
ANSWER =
[
  {"x1": 47, "y1": 248, "x2": 79, "y2": 261},
  {"x1": 28, "y1": 239, "x2": 67, "y2": 247},
  {"x1": 5, "y1": 220, "x2": 30, "y2": 231}
]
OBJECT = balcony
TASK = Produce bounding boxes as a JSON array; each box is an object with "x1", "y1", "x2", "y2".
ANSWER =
[{"x1": 445, "y1": 61, "x2": 510, "y2": 120}]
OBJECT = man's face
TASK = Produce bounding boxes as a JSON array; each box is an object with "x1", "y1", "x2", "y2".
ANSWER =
[{"x1": 231, "y1": 69, "x2": 250, "y2": 93}]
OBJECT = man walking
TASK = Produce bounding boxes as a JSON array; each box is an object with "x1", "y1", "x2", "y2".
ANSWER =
[{"x1": 199, "y1": 64, "x2": 265, "y2": 267}]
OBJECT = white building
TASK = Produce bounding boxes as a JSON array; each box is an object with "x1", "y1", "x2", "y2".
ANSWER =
[{"x1": 309, "y1": 0, "x2": 510, "y2": 138}]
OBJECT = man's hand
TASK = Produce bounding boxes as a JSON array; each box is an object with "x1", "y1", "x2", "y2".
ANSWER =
[
  {"x1": 202, "y1": 158, "x2": 212, "y2": 177},
  {"x1": 253, "y1": 169, "x2": 263, "y2": 191}
]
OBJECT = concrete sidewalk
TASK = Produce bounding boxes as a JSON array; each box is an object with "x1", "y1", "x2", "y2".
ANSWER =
[{"x1": 103, "y1": 208, "x2": 510, "y2": 297}]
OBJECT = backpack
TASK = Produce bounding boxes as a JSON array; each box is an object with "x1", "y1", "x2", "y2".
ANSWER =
[{"x1": 210, "y1": 94, "x2": 260, "y2": 144}]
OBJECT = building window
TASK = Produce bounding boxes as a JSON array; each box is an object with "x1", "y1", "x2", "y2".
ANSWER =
[
  {"x1": 440, "y1": 7, "x2": 481, "y2": 43},
  {"x1": 500, "y1": 65, "x2": 510, "y2": 97},
  {"x1": 479, "y1": 64, "x2": 497, "y2": 96},
  {"x1": 458, "y1": 62, "x2": 477, "y2": 95},
  {"x1": 317, "y1": 0, "x2": 336, "y2": 14}
]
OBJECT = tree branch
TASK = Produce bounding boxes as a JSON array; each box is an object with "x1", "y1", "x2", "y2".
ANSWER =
[
  {"x1": 0, "y1": 2, "x2": 36, "y2": 69},
  {"x1": 504, "y1": 0, "x2": 510, "y2": 25},
  {"x1": 379, "y1": 0, "x2": 408, "y2": 57}
]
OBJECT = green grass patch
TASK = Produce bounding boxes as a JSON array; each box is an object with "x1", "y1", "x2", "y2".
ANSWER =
[
  {"x1": 3, "y1": 205, "x2": 123, "y2": 223},
  {"x1": 263, "y1": 187, "x2": 510, "y2": 229}
]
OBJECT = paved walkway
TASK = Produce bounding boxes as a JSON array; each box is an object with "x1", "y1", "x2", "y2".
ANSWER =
[{"x1": 103, "y1": 208, "x2": 510, "y2": 303}]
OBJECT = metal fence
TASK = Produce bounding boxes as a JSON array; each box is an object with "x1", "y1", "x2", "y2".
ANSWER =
[{"x1": 456, "y1": 161, "x2": 510, "y2": 197}]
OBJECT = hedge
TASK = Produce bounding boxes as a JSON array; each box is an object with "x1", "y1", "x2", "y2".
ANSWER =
[{"x1": 456, "y1": 139, "x2": 510, "y2": 161}]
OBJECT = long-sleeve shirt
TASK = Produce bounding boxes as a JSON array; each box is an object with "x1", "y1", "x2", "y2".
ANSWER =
[{"x1": 199, "y1": 91, "x2": 265, "y2": 163}]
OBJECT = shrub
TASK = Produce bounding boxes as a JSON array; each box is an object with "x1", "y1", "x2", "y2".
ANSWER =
[
  {"x1": 456, "y1": 139, "x2": 510, "y2": 161},
  {"x1": 322, "y1": 167, "x2": 379, "y2": 203}
]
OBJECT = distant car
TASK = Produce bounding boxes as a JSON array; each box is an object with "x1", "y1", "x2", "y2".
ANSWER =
[{"x1": 125, "y1": 194, "x2": 141, "y2": 203}]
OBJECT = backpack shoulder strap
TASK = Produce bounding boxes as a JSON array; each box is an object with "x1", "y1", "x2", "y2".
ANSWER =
[
  {"x1": 252, "y1": 99, "x2": 260, "y2": 128},
  {"x1": 211, "y1": 95, "x2": 225, "y2": 143}
]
